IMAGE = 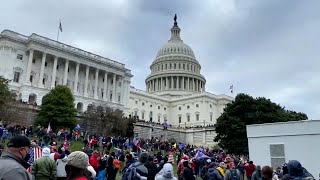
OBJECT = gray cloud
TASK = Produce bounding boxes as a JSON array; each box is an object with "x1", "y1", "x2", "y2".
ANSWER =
[{"x1": 1, "y1": 0, "x2": 319, "y2": 119}]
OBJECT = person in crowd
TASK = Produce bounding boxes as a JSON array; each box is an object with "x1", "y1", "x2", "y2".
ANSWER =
[
  {"x1": 0, "y1": 135, "x2": 33, "y2": 180},
  {"x1": 181, "y1": 160, "x2": 195, "y2": 180},
  {"x1": 89, "y1": 151, "x2": 100, "y2": 172},
  {"x1": 145, "y1": 156, "x2": 158, "y2": 180},
  {"x1": 122, "y1": 152, "x2": 149, "y2": 180},
  {"x1": 65, "y1": 151, "x2": 91, "y2": 180},
  {"x1": 251, "y1": 165, "x2": 262, "y2": 180},
  {"x1": 244, "y1": 161, "x2": 256, "y2": 180},
  {"x1": 217, "y1": 162, "x2": 226, "y2": 178},
  {"x1": 57, "y1": 155, "x2": 68, "y2": 180},
  {"x1": 224, "y1": 162, "x2": 240, "y2": 180},
  {"x1": 122, "y1": 153, "x2": 134, "y2": 173},
  {"x1": 0, "y1": 144, "x2": 4, "y2": 156},
  {"x1": 206, "y1": 162, "x2": 223, "y2": 180},
  {"x1": 107, "y1": 151, "x2": 117, "y2": 180},
  {"x1": 261, "y1": 166, "x2": 274, "y2": 180},
  {"x1": 155, "y1": 163, "x2": 178, "y2": 180},
  {"x1": 281, "y1": 160, "x2": 314, "y2": 180},
  {"x1": 31, "y1": 147, "x2": 57, "y2": 180},
  {"x1": 200, "y1": 159, "x2": 212, "y2": 180}
]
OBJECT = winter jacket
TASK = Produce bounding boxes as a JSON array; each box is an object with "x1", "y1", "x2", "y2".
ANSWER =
[
  {"x1": 31, "y1": 156, "x2": 57, "y2": 180},
  {"x1": 155, "y1": 163, "x2": 178, "y2": 180},
  {"x1": 251, "y1": 165, "x2": 261, "y2": 180},
  {"x1": 0, "y1": 152, "x2": 33, "y2": 180},
  {"x1": 207, "y1": 168, "x2": 223, "y2": 180}
]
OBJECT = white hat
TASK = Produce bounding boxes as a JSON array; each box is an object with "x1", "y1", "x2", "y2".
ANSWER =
[
  {"x1": 42, "y1": 147, "x2": 51, "y2": 157},
  {"x1": 206, "y1": 159, "x2": 212, "y2": 163}
]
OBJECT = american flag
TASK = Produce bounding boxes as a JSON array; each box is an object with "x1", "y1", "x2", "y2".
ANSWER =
[
  {"x1": 27, "y1": 147, "x2": 42, "y2": 172},
  {"x1": 230, "y1": 85, "x2": 234, "y2": 93}
]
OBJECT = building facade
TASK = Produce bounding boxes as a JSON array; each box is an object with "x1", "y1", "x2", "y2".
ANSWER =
[
  {"x1": 128, "y1": 19, "x2": 233, "y2": 127},
  {"x1": 0, "y1": 30, "x2": 132, "y2": 112},
  {"x1": 247, "y1": 120, "x2": 320, "y2": 177}
]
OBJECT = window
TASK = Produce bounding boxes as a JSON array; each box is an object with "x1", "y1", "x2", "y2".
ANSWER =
[
  {"x1": 158, "y1": 106, "x2": 160, "y2": 109},
  {"x1": 135, "y1": 101, "x2": 138, "y2": 104},
  {"x1": 13, "y1": 72, "x2": 20, "y2": 82},
  {"x1": 270, "y1": 144, "x2": 285, "y2": 168},
  {"x1": 119, "y1": 82, "x2": 121, "y2": 87},
  {"x1": 210, "y1": 104, "x2": 212, "y2": 108},
  {"x1": 118, "y1": 95, "x2": 121, "y2": 102},
  {"x1": 142, "y1": 112, "x2": 145, "y2": 120},
  {"x1": 134, "y1": 111, "x2": 138, "y2": 116},
  {"x1": 68, "y1": 68, "x2": 70, "y2": 72},
  {"x1": 179, "y1": 116, "x2": 182, "y2": 123},
  {"x1": 196, "y1": 114, "x2": 200, "y2": 121},
  {"x1": 102, "y1": 78, "x2": 105, "y2": 82},
  {"x1": 55, "y1": 81, "x2": 57, "y2": 86},
  {"x1": 179, "y1": 107, "x2": 181, "y2": 110},
  {"x1": 165, "y1": 64, "x2": 167, "y2": 69},
  {"x1": 142, "y1": 102, "x2": 145, "y2": 106},
  {"x1": 45, "y1": 62, "x2": 48, "y2": 67},
  {"x1": 210, "y1": 114, "x2": 213, "y2": 121},
  {"x1": 164, "y1": 107, "x2": 166, "y2": 111},
  {"x1": 29, "y1": 75, "x2": 33, "y2": 82},
  {"x1": 150, "y1": 105, "x2": 152, "y2": 108},
  {"x1": 187, "y1": 105, "x2": 190, "y2": 109},
  {"x1": 174, "y1": 64, "x2": 176, "y2": 69},
  {"x1": 32, "y1": 59, "x2": 35, "y2": 63},
  {"x1": 158, "y1": 115, "x2": 161, "y2": 122},
  {"x1": 110, "y1": 92, "x2": 112, "y2": 101},
  {"x1": 16, "y1": 54, "x2": 23, "y2": 60},
  {"x1": 187, "y1": 115, "x2": 190, "y2": 122},
  {"x1": 196, "y1": 104, "x2": 199, "y2": 108},
  {"x1": 183, "y1": 64, "x2": 185, "y2": 69},
  {"x1": 170, "y1": 64, "x2": 172, "y2": 69},
  {"x1": 57, "y1": 65, "x2": 59, "y2": 70},
  {"x1": 42, "y1": 78, "x2": 45, "y2": 85}
]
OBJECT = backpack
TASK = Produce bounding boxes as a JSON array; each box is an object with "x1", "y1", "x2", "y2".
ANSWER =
[
  {"x1": 97, "y1": 170, "x2": 106, "y2": 180},
  {"x1": 122, "y1": 163, "x2": 143, "y2": 180},
  {"x1": 229, "y1": 169, "x2": 240, "y2": 180}
]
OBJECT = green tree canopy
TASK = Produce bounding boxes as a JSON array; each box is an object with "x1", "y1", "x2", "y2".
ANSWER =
[
  {"x1": 214, "y1": 93, "x2": 308, "y2": 155},
  {"x1": 0, "y1": 76, "x2": 15, "y2": 106},
  {"x1": 35, "y1": 85, "x2": 77, "y2": 131},
  {"x1": 83, "y1": 105, "x2": 134, "y2": 137}
]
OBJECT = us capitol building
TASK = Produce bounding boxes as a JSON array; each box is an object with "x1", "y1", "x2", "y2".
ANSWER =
[{"x1": 0, "y1": 17, "x2": 232, "y2": 128}]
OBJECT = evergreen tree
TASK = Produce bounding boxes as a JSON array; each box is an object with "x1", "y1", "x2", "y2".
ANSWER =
[
  {"x1": 35, "y1": 85, "x2": 77, "y2": 131},
  {"x1": 214, "y1": 93, "x2": 308, "y2": 155}
]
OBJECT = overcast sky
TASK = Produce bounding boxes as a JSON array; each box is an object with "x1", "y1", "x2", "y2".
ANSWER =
[{"x1": 1, "y1": 0, "x2": 319, "y2": 119}]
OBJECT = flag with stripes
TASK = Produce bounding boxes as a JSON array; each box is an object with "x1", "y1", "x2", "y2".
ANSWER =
[
  {"x1": 27, "y1": 147, "x2": 42, "y2": 172},
  {"x1": 229, "y1": 84, "x2": 234, "y2": 93}
]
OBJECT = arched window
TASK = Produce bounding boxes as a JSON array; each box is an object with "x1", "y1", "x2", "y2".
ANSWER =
[
  {"x1": 77, "y1": 102, "x2": 83, "y2": 112},
  {"x1": 28, "y1": 93, "x2": 37, "y2": 104},
  {"x1": 149, "y1": 111, "x2": 153, "y2": 122}
]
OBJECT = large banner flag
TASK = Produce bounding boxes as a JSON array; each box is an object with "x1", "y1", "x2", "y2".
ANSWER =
[
  {"x1": 195, "y1": 150, "x2": 209, "y2": 160},
  {"x1": 46, "y1": 122, "x2": 51, "y2": 134},
  {"x1": 27, "y1": 146, "x2": 42, "y2": 172}
]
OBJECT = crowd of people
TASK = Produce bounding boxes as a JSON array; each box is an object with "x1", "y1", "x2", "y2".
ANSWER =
[{"x1": 0, "y1": 123, "x2": 316, "y2": 180}]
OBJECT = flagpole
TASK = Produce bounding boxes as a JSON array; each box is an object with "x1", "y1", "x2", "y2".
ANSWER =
[{"x1": 57, "y1": 19, "x2": 60, "y2": 41}]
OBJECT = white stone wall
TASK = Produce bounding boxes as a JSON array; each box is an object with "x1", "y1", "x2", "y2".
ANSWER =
[{"x1": 247, "y1": 120, "x2": 320, "y2": 177}]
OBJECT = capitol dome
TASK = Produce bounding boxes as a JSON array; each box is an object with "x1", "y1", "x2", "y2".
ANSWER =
[{"x1": 145, "y1": 15, "x2": 206, "y2": 97}]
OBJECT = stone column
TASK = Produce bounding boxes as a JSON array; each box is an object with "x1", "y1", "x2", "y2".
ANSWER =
[
  {"x1": 112, "y1": 74, "x2": 117, "y2": 102},
  {"x1": 51, "y1": 56, "x2": 58, "y2": 89},
  {"x1": 38, "y1": 52, "x2": 46, "y2": 87},
  {"x1": 103, "y1": 72, "x2": 108, "y2": 101},
  {"x1": 25, "y1": 49, "x2": 34, "y2": 84},
  {"x1": 187, "y1": 77, "x2": 189, "y2": 90},
  {"x1": 121, "y1": 77, "x2": 125, "y2": 104},
  {"x1": 171, "y1": 76, "x2": 174, "y2": 89},
  {"x1": 73, "y1": 62, "x2": 80, "y2": 94},
  {"x1": 182, "y1": 76, "x2": 185, "y2": 90},
  {"x1": 94, "y1": 69, "x2": 99, "y2": 99},
  {"x1": 63, "y1": 59, "x2": 69, "y2": 85},
  {"x1": 84, "y1": 66, "x2": 89, "y2": 97},
  {"x1": 166, "y1": 77, "x2": 168, "y2": 90},
  {"x1": 193, "y1": 78, "x2": 195, "y2": 91}
]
